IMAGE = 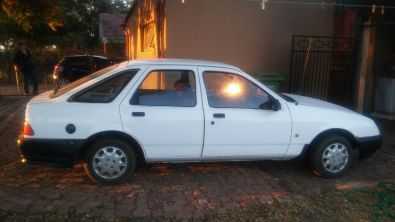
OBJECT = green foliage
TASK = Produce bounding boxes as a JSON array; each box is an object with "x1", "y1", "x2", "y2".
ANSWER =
[
  {"x1": 0, "y1": 0, "x2": 131, "y2": 49},
  {"x1": 344, "y1": 182, "x2": 395, "y2": 222},
  {"x1": 373, "y1": 182, "x2": 395, "y2": 222},
  {"x1": 0, "y1": 0, "x2": 130, "y2": 82},
  {"x1": 1, "y1": 0, "x2": 63, "y2": 32}
]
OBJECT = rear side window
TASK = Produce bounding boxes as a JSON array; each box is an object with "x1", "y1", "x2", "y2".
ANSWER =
[
  {"x1": 131, "y1": 70, "x2": 196, "y2": 107},
  {"x1": 72, "y1": 70, "x2": 138, "y2": 103},
  {"x1": 51, "y1": 64, "x2": 119, "y2": 98}
]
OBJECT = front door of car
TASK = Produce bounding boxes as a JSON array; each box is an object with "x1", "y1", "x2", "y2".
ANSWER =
[
  {"x1": 119, "y1": 66, "x2": 204, "y2": 162},
  {"x1": 199, "y1": 67, "x2": 292, "y2": 160}
]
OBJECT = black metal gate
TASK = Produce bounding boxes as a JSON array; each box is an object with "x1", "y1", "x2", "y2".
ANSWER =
[{"x1": 289, "y1": 35, "x2": 355, "y2": 107}]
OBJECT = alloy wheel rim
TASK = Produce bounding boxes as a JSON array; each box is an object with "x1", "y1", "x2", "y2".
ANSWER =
[
  {"x1": 92, "y1": 146, "x2": 128, "y2": 179},
  {"x1": 321, "y1": 143, "x2": 349, "y2": 174}
]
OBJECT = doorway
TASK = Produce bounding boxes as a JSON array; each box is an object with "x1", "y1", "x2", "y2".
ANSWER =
[{"x1": 289, "y1": 35, "x2": 356, "y2": 107}]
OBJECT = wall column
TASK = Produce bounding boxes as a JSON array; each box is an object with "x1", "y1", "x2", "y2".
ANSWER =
[{"x1": 356, "y1": 19, "x2": 376, "y2": 112}]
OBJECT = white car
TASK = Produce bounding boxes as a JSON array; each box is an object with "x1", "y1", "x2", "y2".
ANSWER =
[{"x1": 18, "y1": 59, "x2": 382, "y2": 184}]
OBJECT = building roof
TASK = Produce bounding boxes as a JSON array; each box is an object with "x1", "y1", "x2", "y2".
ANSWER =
[
  {"x1": 124, "y1": 58, "x2": 242, "y2": 70},
  {"x1": 99, "y1": 13, "x2": 125, "y2": 43}
]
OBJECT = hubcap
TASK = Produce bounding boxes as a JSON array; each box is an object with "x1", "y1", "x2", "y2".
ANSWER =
[
  {"x1": 92, "y1": 146, "x2": 128, "y2": 179},
  {"x1": 321, "y1": 143, "x2": 349, "y2": 174}
]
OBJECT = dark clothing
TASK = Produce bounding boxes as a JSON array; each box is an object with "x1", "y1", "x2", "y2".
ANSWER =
[
  {"x1": 13, "y1": 49, "x2": 37, "y2": 94},
  {"x1": 14, "y1": 49, "x2": 34, "y2": 74},
  {"x1": 23, "y1": 73, "x2": 38, "y2": 95}
]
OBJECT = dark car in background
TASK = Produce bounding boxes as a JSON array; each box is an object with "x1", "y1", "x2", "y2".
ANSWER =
[{"x1": 52, "y1": 55, "x2": 112, "y2": 84}]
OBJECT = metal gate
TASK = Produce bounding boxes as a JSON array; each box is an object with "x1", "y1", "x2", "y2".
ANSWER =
[{"x1": 289, "y1": 35, "x2": 355, "y2": 106}]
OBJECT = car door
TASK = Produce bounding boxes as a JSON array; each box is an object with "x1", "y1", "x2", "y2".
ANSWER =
[
  {"x1": 199, "y1": 67, "x2": 292, "y2": 160},
  {"x1": 119, "y1": 65, "x2": 204, "y2": 162}
]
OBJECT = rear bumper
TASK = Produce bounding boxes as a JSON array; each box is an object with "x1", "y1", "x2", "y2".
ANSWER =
[
  {"x1": 17, "y1": 136, "x2": 84, "y2": 167},
  {"x1": 356, "y1": 135, "x2": 383, "y2": 157}
]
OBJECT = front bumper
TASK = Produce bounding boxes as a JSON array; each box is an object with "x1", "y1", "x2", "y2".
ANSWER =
[
  {"x1": 356, "y1": 135, "x2": 383, "y2": 158},
  {"x1": 17, "y1": 136, "x2": 84, "y2": 167}
]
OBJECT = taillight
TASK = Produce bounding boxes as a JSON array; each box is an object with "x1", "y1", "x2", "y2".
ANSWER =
[{"x1": 23, "y1": 121, "x2": 34, "y2": 136}]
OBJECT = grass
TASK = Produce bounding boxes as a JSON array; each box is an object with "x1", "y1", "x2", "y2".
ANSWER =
[
  {"x1": 372, "y1": 182, "x2": 395, "y2": 222},
  {"x1": 1, "y1": 182, "x2": 394, "y2": 222}
]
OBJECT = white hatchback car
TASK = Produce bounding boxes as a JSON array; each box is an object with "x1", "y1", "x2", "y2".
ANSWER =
[{"x1": 18, "y1": 59, "x2": 382, "y2": 184}]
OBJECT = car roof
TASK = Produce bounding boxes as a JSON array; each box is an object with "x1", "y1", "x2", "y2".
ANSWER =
[{"x1": 124, "y1": 59, "x2": 242, "y2": 71}]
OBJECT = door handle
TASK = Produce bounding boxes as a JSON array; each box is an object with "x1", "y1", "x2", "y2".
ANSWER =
[
  {"x1": 213, "y1": 113, "x2": 226, "y2": 119},
  {"x1": 132, "y1": 112, "x2": 145, "y2": 117}
]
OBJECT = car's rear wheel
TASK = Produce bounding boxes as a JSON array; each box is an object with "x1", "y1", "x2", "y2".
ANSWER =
[
  {"x1": 84, "y1": 138, "x2": 136, "y2": 184},
  {"x1": 310, "y1": 135, "x2": 354, "y2": 178}
]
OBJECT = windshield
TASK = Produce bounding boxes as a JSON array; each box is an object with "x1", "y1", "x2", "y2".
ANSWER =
[{"x1": 50, "y1": 64, "x2": 119, "y2": 98}]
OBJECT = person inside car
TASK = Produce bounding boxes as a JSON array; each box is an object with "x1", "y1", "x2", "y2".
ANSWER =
[{"x1": 174, "y1": 72, "x2": 192, "y2": 91}]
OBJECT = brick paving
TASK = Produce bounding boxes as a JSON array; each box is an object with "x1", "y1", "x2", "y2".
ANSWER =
[
  {"x1": 0, "y1": 96, "x2": 394, "y2": 220},
  {"x1": 0, "y1": 96, "x2": 30, "y2": 165},
  {"x1": 0, "y1": 84, "x2": 52, "y2": 96},
  {"x1": 0, "y1": 163, "x2": 288, "y2": 219}
]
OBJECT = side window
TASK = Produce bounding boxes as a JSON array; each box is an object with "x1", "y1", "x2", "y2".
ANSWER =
[
  {"x1": 203, "y1": 71, "x2": 270, "y2": 109},
  {"x1": 131, "y1": 70, "x2": 196, "y2": 107},
  {"x1": 72, "y1": 70, "x2": 138, "y2": 103}
]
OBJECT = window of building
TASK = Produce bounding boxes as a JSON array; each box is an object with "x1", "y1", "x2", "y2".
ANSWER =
[{"x1": 140, "y1": 1, "x2": 156, "y2": 53}]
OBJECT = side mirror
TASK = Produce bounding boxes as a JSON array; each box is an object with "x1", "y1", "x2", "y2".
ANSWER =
[
  {"x1": 259, "y1": 98, "x2": 281, "y2": 111},
  {"x1": 272, "y1": 99, "x2": 281, "y2": 111}
]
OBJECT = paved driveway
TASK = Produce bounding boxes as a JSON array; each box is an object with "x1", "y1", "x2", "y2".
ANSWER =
[{"x1": 0, "y1": 96, "x2": 394, "y2": 220}]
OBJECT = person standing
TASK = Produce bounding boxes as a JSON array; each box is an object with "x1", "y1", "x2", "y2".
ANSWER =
[{"x1": 13, "y1": 42, "x2": 38, "y2": 95}]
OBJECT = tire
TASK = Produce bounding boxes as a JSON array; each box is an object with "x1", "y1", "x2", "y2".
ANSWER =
[
  {"x1": 84, "y1": 138, "x2": 136, "y2": 184},
  {"x1": 309, "y1": 135, "x2": 354, "y2": 178}
]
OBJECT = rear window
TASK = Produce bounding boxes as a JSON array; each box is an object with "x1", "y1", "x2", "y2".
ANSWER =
[
  {"x1": 93, "y1": 57, "x2": 111, "y2": 69},
  {"x1": 62, "y1": 56, "x2": 90, "y2": 67},
  {"x1": 50, "y1": 64, "x2": 119, "y2": 98}
]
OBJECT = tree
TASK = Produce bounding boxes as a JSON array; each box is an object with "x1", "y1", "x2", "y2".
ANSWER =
[
  {"x1": 0, "y1": 0, "x2": 131, "y2": 82},
  {"x1": 0, "y1": 0, "x2": 131, "y2": 49},
  {"x1": 1, "y1": 0, "x2": 63, "y2": 32}
]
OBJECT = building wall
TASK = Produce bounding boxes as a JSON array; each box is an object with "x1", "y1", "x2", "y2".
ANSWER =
[
  {"x1": 124, "y1": 0, "x2": 166, "y2": 60},
  {"x1": 165, "y1": 0, "x2": 335, "y2": 75}
]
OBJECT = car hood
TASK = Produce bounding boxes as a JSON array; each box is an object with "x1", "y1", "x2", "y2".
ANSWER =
[{"x1": 284, "y1": 94, "x2": 354, "y2": 114}]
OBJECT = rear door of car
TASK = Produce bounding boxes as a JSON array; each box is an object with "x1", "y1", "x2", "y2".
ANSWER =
[{"x1": 119, "y1": 65, "x2": 205, "y2": 162}]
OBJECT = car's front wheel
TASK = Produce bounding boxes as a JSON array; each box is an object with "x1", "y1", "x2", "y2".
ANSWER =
[
  {"x1": 84, "y1": 138, "x2": 136, "y2": 184},
  {"x1": 310, "y1": 135, "x2": 355, "y2": 178}
]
